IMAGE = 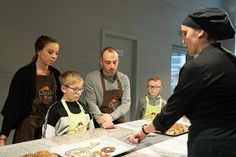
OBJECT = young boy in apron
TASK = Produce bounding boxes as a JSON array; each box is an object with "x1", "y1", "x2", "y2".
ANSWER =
[
  {"x1": 42, "y1": 71, "x2": 94, "y2": 138},
  {"x1": 139, "y1": 76, "x2": 167, "y2": 120}
]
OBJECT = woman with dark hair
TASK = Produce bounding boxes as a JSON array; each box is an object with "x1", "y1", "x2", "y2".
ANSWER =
[{"x1": 0, "y1": 35, "x2": 63, "y2": 145}]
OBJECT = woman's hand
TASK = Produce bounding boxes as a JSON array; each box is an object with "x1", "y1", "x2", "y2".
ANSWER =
[
  {"x1": 0, "y1": 135, "x2": 7, "y2": 146},
  {"x1": 128, "y1": 123, "x2": 156, "y2": 144},
  {"x1": 0, "y1": 139, "x2": 6, "y2": 146},
  {"x1": 128, "y1": 129, "x2": 146, "y2": 144}
]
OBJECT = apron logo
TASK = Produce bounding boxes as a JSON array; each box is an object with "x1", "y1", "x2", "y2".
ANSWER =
[
  {"x1": 109, "y1": 98, "x2": 120, "y2": 111},
  {"x1": 76, "y1": 122, "x2": 87, "y2": 131},
  {"x1": 78, "y1": 122, "x2": 83, "y2": 126},
  {"x1": 151, "y1": 112, "x2": 157, "y2": 116},
  {"x1": 39, "y1": 85, "x2": 53, "y2": 105}
]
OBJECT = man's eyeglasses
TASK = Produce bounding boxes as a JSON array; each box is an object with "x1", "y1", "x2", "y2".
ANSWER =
[
  {"x1": 147, "y1": 85, "x2": 161, "y2": 89},
  {"x1": 64, "y1": 85, "x2": 84, "y2": 94}
]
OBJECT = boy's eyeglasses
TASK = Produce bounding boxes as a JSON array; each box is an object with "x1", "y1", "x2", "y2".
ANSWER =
[
  {"x1": 64, "y1": 85, "x2": 84, "y2": 94},
  {"x1": 147, "y1": 85, "x2": 161, "y2": 89}
]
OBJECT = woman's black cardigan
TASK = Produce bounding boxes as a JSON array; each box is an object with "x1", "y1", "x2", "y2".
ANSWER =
[{"x1": 1, "y1": 63, "x2": 63, "y2": 136}]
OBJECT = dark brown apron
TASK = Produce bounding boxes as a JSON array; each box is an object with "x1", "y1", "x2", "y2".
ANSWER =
[
  {"x1": 96, "y1": 71, "x2": 124, "y2": 127},
  {"x1": 13, "y1": 74, "x2": 56, "y2": 143}
]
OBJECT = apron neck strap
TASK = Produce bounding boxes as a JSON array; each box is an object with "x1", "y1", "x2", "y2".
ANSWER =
[{"x1": 100, "y1": 70, "x2": 122, "y2": 91}]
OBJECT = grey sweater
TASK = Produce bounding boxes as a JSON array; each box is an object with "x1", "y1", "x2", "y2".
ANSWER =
[{"x1": 84, "y1": 70, "x2": 131, "y2": 122}]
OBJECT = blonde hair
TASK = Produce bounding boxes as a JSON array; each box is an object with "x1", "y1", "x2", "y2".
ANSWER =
[{"x1": 59, "y1": 71, "x2": 84, "y2": 86}]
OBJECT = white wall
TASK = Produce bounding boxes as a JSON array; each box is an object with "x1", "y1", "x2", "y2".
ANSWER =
[{"x1": 2, "y1": 0, "x2": 234, "y2": 144}]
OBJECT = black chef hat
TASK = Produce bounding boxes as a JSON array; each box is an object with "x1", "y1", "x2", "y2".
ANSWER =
[{"x1": 182, "y1": 8, "x2": 235, "y2": 40}]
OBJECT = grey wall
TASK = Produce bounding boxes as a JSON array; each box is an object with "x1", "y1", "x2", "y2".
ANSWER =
[
  {"x1": 221, "y1": 0, "x2": 236, "y2": 52},
  {"x1": 1, "y1": 0, "x2": 235, "y2": 144}
]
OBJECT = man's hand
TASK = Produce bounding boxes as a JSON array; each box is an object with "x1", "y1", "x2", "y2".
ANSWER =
[{"x1": 99, "y1": 114, "x2": 115, "y2": 129}]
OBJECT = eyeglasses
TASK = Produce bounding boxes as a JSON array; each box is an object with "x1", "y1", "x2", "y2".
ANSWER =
[
  {"x1": 64, "y1": 85, "x2": 84, "y2": 94},
  {"x1": 147, "y1": 85, "x2": 161, "y2": 89}
]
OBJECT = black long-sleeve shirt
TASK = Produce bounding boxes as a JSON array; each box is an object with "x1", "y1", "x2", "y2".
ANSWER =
[{"x1": 153, "y1": 42, "x2": 236, "y2": 133}]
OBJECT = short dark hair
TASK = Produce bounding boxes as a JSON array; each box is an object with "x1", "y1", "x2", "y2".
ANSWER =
[{"x1": 100, "y1": 47, "x2": 118, "y2": 58}]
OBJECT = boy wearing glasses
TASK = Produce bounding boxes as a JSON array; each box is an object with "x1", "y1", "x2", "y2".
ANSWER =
[
  {"x1": 42, "y1": 71, "x2": 94, "y2": 138},
  {"x1": 138, "y1": 76, "x2": 166, "y2": 120}
]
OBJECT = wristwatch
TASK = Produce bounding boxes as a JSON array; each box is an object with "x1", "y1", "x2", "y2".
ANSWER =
[{"x1": 142, "y1": 124, "x2": 149, "y2": 135}]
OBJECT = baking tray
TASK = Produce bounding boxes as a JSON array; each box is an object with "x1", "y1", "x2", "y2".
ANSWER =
[
  {"x1": 21, "y1": 152, "x2": 62, "y2": 157},
  {"x1": 155, "y1": 130, "x2": 188, "y2": 137},
  {"x1": 50, "y1": 136, "x2": 135, "y2": 157},
  {"x1": 155, "y1": 122, "x2": 189, "y2": 137}
]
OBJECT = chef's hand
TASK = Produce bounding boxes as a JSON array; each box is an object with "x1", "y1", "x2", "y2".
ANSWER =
[
  {"x1": 99, "y1": 114, "x2": 115, "y2": 129},
  {"x1": 0, "y1": 135, "x2": 7, "y2": 146},
  {"x1": 0, "y1": 140, "x2": 6, "y2": 146},
  {"x1": 128, "y1": 129, "x2": 146, "y2": 144}
]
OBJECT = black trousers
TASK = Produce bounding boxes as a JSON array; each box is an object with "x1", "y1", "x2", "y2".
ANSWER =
[{"x1": 188, "y1": 121, "x2": 236, "y2": 157}]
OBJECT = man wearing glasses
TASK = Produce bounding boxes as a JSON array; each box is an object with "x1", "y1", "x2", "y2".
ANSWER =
[{"x1": 85, "y1": 47, "x2": 131, "y2": 129}]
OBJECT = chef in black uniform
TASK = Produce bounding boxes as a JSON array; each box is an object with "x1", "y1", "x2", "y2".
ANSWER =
[{"x1": 128, "y1": 7, "x2": 236, "y2": 157}]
